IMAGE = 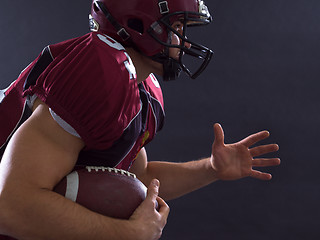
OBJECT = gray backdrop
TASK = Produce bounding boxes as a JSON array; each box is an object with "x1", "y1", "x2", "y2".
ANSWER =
[{"x1": 1, "y1": 0, "x2": 319, "y2": 239}]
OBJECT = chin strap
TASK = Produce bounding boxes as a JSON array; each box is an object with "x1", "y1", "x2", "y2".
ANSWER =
[
  {"x1": 162, "y1": 58, "x2": 182, "y2": 81},
  {"x1": 151, "y1": 48, "x2": 182, "y2": 81}
]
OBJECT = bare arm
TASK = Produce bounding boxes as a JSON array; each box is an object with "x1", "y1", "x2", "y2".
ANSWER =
[
  {"x1": 131, "y1": 148, "x2": 217, "y2": 200},
  {"x1": 131, "y1": 124, "x2": 280, "y2": 201},
  {"x1": 0, "y1": 102, "x2": 169, "y2": 240}
]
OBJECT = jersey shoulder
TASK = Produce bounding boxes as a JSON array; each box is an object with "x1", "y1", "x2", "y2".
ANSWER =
[
  {"x1": 23, "y1": 33, "x2": 140, "y2": 150},
  {"x1": 143, "y1": 74, "x2": 164, "y2": 109}
]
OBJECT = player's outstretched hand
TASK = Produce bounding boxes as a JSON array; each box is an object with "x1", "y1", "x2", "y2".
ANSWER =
[
  {"x1": 211, "y1": 123, "x2": 280, "y2": 181},
  {"x1": 129, "y1": 179, "x2": 170, "y2": 240}
]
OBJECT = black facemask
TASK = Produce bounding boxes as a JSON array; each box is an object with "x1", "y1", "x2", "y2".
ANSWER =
[{"x1": 148, "y1": 11, "x2": 213, "y2": 81}]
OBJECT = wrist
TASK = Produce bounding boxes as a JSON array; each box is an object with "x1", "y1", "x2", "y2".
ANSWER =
[
  {"x1": 108, "y1": 219, "x2": 136, "y2": 240},
  {"x1": 118, "y1": 218, "x2": 146, "y2": 240},
  {"x1": 208, "y1": 156, "x2": 219, "y2": 181}
]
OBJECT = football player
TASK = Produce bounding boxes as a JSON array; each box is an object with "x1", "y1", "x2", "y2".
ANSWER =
[{"x1": 0, "y1": 0, "x2": 280, "y2": 239}]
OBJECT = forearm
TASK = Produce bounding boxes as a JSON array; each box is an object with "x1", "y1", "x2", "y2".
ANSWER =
[
  {"x1": 0, "y1": 105, "x2": 136, "y2": 240},
  {"x1": 0, "y1": 186, "x2": 132, "y2": 240},
  {"x1": 141, "y1": 158, "x2": 218, "y2": 201},
  {"x1": 0, "y1": 103, "x2": 168, "y2": 240}
]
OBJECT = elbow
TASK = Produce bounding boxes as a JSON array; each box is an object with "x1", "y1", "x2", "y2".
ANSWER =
[
  {"x1": 0, "y1": 190, "x2": 15, "y2": 235},
  {"x1": 0, "y1": 188, "x2": 22, "y2": 236},
  {"x1": 0, "y1": 192, "x2": 11, "y2": 235}
]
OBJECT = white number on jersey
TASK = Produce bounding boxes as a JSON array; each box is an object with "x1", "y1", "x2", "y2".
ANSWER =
[
  {"x1": 97, "y1": 34, "x2": 125, "y2": 51},
  {"x1": 97, "y1": 34, "x2": 136, "y2": 79}
]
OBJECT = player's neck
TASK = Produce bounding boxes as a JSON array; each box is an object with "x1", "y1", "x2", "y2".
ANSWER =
[{"x1": 126, "y1": 48, "x2": 162, "y2": 84}]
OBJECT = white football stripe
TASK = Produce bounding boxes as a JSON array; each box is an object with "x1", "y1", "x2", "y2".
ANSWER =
[{"x1": 65, "y1": 171, "x2": 79, "y2": 202}]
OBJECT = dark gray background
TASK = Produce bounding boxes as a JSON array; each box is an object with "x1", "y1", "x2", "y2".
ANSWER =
[{"x1": 1, "y1": 0, "x2": 319, "y2": 239}]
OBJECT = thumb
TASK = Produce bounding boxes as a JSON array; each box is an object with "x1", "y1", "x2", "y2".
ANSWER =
[
  {"x1": 213, "y1": 123, "x2": 225, "y2": 146},
  {"x1": 146, "y1": 179, "x2": 160, "y2": 208}
]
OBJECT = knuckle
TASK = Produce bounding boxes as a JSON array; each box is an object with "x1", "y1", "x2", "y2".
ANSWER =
[
  {"x1": 157, "y1": 230, "x2": 163, "y2": 239},
  {"x1": 162, "y1": 218, "x2": 168, "y2": 226},
  {"x1": 165, "y1": 204, "x2": 170, "y2": 213}
]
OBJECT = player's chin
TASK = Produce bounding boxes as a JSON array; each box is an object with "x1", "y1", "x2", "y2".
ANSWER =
[
  {"x1": 153, "y1": 68, "x2": 164, "y2": 77},
  {"x1": 150, "y1": 68, "x2": 163, "y2": 79},
  {"x1": 148, "y1": 60, "x2": 163, "y2": 76}
]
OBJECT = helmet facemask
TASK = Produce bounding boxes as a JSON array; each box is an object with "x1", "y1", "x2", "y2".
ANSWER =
[{"x1": 148, "y1": 8, "x2": 213, "y2": 81}]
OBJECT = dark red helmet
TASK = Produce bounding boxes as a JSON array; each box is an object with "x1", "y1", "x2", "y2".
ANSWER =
[{"x1": 89, "y1": 0, "x2": 213, "y2": 80}]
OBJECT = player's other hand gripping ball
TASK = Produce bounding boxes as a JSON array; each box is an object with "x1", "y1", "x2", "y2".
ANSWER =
[{"x1": 54, "y1": 166, "x2": 148, "y2": 219}]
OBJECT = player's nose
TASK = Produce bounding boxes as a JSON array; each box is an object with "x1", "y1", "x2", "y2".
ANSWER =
[{"x1": 184, "y1": 41, "x2": 191, "y2": 49}]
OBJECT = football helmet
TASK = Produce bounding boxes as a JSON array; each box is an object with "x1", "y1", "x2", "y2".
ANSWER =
[{"x1": 89, "y1": 0, "x2": 213, "y2": 81}]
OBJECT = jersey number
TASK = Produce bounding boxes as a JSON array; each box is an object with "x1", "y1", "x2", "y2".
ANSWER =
[{"x1": 97, "y1": 34, "x2": 136, "y2": 79}]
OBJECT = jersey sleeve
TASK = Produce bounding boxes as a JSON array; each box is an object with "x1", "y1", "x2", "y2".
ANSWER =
[{"x1": 23, "y1": 33, "x2": 141, "y2": 150}]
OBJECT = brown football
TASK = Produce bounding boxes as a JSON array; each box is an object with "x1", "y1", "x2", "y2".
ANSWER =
[{"x1": 53, "y1": 166, "x2": 147, "y2": 219}]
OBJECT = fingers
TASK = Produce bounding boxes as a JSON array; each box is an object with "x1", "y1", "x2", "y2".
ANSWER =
[
  {"x1": 130, "y1": 179, "x2": 169, "y2": 240},
  {"x1": 252, "y1": 158, "x2": 281, "y2": 167},
  {"x1": 146, "y1": 179, "x2": 160, "y2": 209},
  {"x1": 250, "y1": 170, "x2": 272, "y2": 180},
  {"x1": 146, "y1": 179, "x2": 170, "y2": 232},
  {"x1": 156, "y1": 196, "x2": 170, "y2": 219},
  {"x1": 250, "y1": 144, "x2": 279, "y2": 157},
  {"x1": 250, "y1": 157, "x2": 280, "y2": 180},
  {"x1": 240, "y1": 130, "x2": 270, "y2": 147},
  {"x1": 213, "y1": 123, "x2": 224, "y2": 146},
  {"x1": 146, "y1": 179, "x2": 170, "y2": 215}
]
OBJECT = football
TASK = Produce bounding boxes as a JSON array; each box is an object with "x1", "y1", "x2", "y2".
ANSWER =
[
  {"x1": 53, "y1": 166, "x2": 148, "y2": 219},
  {"x1": 0, "y1": 166, "x2": 147, "y2": 240}
]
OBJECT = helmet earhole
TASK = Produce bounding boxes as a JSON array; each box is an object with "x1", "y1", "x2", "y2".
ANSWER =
[{"x1": 128, "y1": 19, "x2": 144, "y2": 34}]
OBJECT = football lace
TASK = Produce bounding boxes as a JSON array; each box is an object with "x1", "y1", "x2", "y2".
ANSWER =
[{"x1": 85, "y1": 166, "x2": 136, "y2": 178}]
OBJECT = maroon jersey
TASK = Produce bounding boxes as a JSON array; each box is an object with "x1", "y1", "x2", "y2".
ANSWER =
[{"x1": 0, "y1": 32, "x2": 165, "y2": 170}]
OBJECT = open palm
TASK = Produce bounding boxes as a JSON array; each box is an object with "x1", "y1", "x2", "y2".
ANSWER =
[{"x1": 211, "y1": 124, "x2": 280, "y2": 181}]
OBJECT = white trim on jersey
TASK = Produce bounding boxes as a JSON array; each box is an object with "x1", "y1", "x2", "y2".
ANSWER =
[
  {"x1": 0, "y1": 79, "x2": 17, "y2": 104},
  {"x1": 0, "y1": 89, "x2": 5, "y2": 104},
  {"x1": 49, "y1": 108, "x2": 81, "y2": 138}
]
